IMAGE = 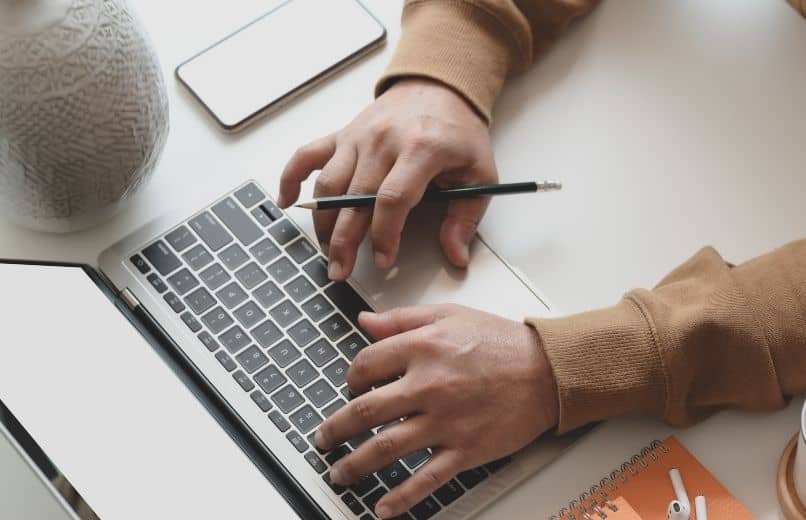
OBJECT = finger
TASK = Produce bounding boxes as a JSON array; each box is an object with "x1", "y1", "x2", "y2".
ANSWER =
[
  {"x1": 315, "y1": 380, "x2": 417, "y2": 452},
  {"x1": 370, "y1": 155, "x2": 438, "y2": 268},
  {"x1": 346, "y1": 328, "x2": 423, "y2": 394},
  {"x1": 278, "y1": 134, "x2": 336, "y2": 208},
  {"x1": 327, "y1": 152, "x2": 394, "y2": 280},
  {"x1": 374, "y1": 450, "x2": 462, "y2": 519},
  {"x1": 358, "y1": 306, "x2": 442, "y2": 341},
  {"x1": 439, "y1": 196, "x2": 489, "y2": 267},
  {"x1": 329, "y1": 415, "x2": 434, "y2": 486},
  {"x1": 312, "y1": 145, "x2": 358, "y2": 249}
]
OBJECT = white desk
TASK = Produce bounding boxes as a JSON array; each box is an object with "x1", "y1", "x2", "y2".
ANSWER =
[{"x1": 1, "y1": 0, "x2": 804, "y2": 518}]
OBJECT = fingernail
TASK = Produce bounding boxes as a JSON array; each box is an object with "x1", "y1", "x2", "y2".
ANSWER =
[
  {"x1": 375, "y1": 504, "x2": 392, "y2": 519},
  {"x1": 374, "y1": 251, "x2": 388, "y2": 268},
  {"x1": 330, "y1": 465, "x2": 344, "y2": 485},
  {"x1": 358, "y1": 311, "x2": 376, "y2": 320},
  {"x1": 328, "y1": 260, "x2": 342, "y2": 280}
]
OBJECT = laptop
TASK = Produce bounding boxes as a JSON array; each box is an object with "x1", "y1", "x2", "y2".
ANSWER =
[{"x1": 0, "y1": 180, "x2": 583, "y2": 519}]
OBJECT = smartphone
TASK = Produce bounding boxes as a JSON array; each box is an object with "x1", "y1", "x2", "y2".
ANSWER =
[{"x1": 176, "y1": 0, "x2": 386, "y2": 132}]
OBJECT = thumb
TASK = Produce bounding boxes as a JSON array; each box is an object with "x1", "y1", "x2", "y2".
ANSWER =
[{"x1": 439, "y1": 197, "x2": 489, "y2": 267}]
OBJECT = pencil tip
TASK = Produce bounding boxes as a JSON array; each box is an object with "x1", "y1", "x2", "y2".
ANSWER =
[{"x1": 295, "y1": 202, "x2": 316, "y2": 210}]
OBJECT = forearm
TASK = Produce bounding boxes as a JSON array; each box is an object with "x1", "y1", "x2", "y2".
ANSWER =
[
  {"x1": 376, "y1": 0, "x2": 601, "y2": 123},
  {"x1": 529, "y1": 239, "x2": 806, "y2": 434}
]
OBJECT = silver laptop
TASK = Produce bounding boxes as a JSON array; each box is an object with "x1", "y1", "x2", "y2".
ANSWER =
[{"x1": 0, "y1": 180, "x2": 583, "y2": 519}]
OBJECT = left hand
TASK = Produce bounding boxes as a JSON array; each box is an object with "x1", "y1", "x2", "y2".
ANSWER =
[{"x1": 313, "y1": 304, "x2": 559, "y2": 518}]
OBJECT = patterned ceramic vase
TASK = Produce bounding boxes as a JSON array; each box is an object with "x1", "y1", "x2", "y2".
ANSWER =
[{"x1": 0, "y1": 0, "x2": 168, "y2": 232}]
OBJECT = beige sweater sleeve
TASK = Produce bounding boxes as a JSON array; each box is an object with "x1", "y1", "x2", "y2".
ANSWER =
[
  {"x1": 376, "y1": 0, "x2": 601, "y2": 123},
  {"x1": 529, "y1": 241, "x2": 806, "y2": 434}
]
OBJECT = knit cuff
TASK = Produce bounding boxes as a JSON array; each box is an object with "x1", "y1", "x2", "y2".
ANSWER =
[
  {"x1": 526, "y1": 297, "x2": 668, "y2": 434},
  {"x1": 375, "y1": 0, "x2": 521, "y2": 124}
]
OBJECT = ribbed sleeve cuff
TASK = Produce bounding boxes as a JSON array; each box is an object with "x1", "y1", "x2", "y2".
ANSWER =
[
  {"x1": 375, "y1": 0, "x2": 521, "y2": 124},
  {"x1": 526, "y1": 297, "x2": 668, "y2": 434}
]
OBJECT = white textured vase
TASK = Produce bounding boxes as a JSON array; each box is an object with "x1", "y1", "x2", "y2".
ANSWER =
[{"x1": 0, "y1": 0, "x2": 169, "y2": 232}]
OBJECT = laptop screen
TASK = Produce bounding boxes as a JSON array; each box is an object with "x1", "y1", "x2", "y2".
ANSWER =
[{"x1": 0, "y1": 262, "x2": 298, "y2": 519}]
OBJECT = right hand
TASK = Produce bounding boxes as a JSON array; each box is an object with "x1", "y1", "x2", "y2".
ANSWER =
[{"x1": 278, "y1": 78, "x2": 498, "y2": 281}]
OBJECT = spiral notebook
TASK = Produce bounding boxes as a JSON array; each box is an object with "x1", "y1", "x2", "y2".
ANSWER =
[{"x1": 550, "y1": 436, "x2": 753, "y2": 519}]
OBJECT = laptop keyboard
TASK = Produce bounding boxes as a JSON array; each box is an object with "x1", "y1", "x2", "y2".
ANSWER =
[{"x1": 128, "y1": 182, "x2": 510, "y2": 520}]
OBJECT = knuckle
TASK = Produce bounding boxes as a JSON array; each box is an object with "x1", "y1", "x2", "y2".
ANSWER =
[
  {"x1": 365, "y1": 122, "x2": 391, "y2": 150},
  {"x1": 314, "y1": 174, "x2": 341, "y2": 196},
  {"x1": 373, "y1": 431, "x2": 397, "y2": 457},
  {"x1": 353, "y1": 398, "x2": 375, "y2": 423},
  {"x1": 421, "y1": 466, "x2": 444, "y2": 488},
  {"x1": 375, "y1": 186, "x2": 408, "y2": 209}
]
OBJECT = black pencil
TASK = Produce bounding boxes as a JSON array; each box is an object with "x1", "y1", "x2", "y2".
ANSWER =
[{"x1": 294, "y1": 180, "x2": 562, "y2": 210}]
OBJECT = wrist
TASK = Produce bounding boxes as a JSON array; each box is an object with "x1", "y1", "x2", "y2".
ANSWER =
[
  {"x1": 385, "y1": 76, "x2": 487, "y2": 125},
  {"x1": 523, "y1": 324, "x2": 560, "y2": 430}
]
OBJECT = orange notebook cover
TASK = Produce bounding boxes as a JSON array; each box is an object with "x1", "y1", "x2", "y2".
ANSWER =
[{"x1": 552, "y1": 436, "x2": 753, "y2": 519}]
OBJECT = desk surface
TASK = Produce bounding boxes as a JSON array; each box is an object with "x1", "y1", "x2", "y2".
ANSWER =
[{"x1": 0, "y1": 0, "x2": 804, "y2": 518}]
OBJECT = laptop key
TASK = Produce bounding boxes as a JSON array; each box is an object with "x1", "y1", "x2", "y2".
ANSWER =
[
  {"x1": 142, "y1": 240, "x2": 181, "y2": 275},
  {"x1": 259, "y1": 201, "x2": 283, "y2": 221},
  {"x1": 323, "y1": 472, "x2": 347, "y2": 495},
  {"x1": 410, "y1": 496, "x2": 442, "y2": 520},
  {"x1": 433, "y1": 479, "x2": 464, "y2": 506},
  {"x1": 286, "y1": 238, "x2": 316, "y2": 264},
  {"x1": 285, "y1": 275, "x2": 315, "y2": 302},
  {"x1": 286, "y1": 430, "x2": 309, "y2": 453},
  {"x1": 197, "y1": 331, "x2": 219, "y2": 352},
  {"x1": 290, "y1": 405, "x2": 323, "y2": 435},
  {"x1": 350, "y1": 473, "x2": 380, "y2": 497},
  {"x1": 269, "y1": 300, "x2": 302, "y2": 328},
  {"x1": 337, "y1": 333, "x2": 368, "y2": 361},
  {"x1": 167, "y1": 268, "x2": 199, "y2": 296},
  {"x1": 181, "y1": 312, "x2": 202, "y2": 332},
  {"x1": 288, "y1": 319, "x2": 320, "y2": 348},
  {"x1": 304, "y1": 451, "x2": 327, "y2": 474},
  {"x1": 201, "y1": 306, "x2": 234, "y2": 335},
  {"x1": 271, "y1": 384, "x2": 305, "y2": 413},
  {"x1": 250, "y1": 320, "x2": 283, "y2": 349},
  {"x1": 266, "y1": 257, "x2": 298, "y2": 284},
  {"x1": 341, "y1": 493, "x2": 365, "y2": 515},
  {"x1": 347, "y1": 430, "x2": 374, "y2": 450},
  {"x1": 184, "y1": 287, "x2": 215, "y2": 314},
  {"x1": 305, "y1": 339, "x2": 337, "y2": 367},
  {"x1": 234, "y1": 182, "x2": 265, "y2": 208},
  {"x1": 211, "y1": 197, "x2": 262, "y2": 246},
  {"x1": 304, "y1": 379, "x2": 337, "y2": 408},
  {"x1": 216, "y1": 282, "x2": 248, "y2": 309},
  {"x1": 250, "y1": 390, "x2": 272, "y2": 412},
  {"x1": 199, "y1": 263, "x2": 230, "y2": 291},
  {"x1": 189, "y1": 211, "x2": 233, "y2": 252},
  {"x1": 165, "y1": 225, "x2": 197, "y2": 252},
  {"x1": 215, "y1": 351, "x2": 237, "y2": 372},
  {"x1": 268, "y1": 410, "x2": 291, "y2": 432},
  {"x1": 323, "y1": 358, "x2": 349, "y2": 387},
  {"x1": 303, "y1": 257, "x2": 330, "y2": 287},
  {"x1": 232, "y1": 370, "x2": 255, "y2": 392},
  {"x1": 233, "y1": 301, "x2": 266, "y2": 329},
  {"x1": 320, "y1": 314, "x2": 350, "y2": 342},
  {"x1": 253, "y1": 280, "x2": 283, "y2": 308},
  {"x1": 182, "y1": 244, "x2": 213, "y2": 271},
  {"x1": 485, "y1": 456, "x2": 512, "y2": 473},
  {"x1": 235, "y1": 345, "x2": 269, "y2": 374},
  {"x1": 301, "y1": 295, "x2": 334, "y2": 322},
  {"x1": 235, "y1": 262, "x2": 268, "y2": 290},
  {"x1": 378, "y1": 461, "x2": 410, "y2": 489},
  {"x1": 324, "y1": 283, "x2": 372, "y2": 331},
  {"x1": 251, "y1": 206, "x2": 272, "y2": 227},
  {"x1": 402, "y1": 450, "x2": 431, "y2": 470},
  {"x1": 219, "y1": 243, "x2": 249, "y2": 270},
  {"x1": 362, "y1": 488, "x2": 387, "y2": 515},
  {"x1": 254, "y1": 365, "x2": 287, "y2": 394},
  {"x1": 147, "y1": 273, "x2": 168, "y2": 293},
  {"x1": 129, "y1": 254, "x2": 150, "y2": 274},
  {"x1": 163, "y1": 292, "x2": 185, "y2": 313},
  {"x1": 325, "y1": 445, "x2": 351, "y2": 465},
  {"x1": 286, "y1": 359, "x2": 317, "y2": 388},
  {"x1": 268, "y1": 218, "x2": 300, "y2": 245},
  {"x1": 219, "y1": 325, "x2": 250, "y2": 354},
  {"x1": 249, "y1": 238, "x2": 282, "y2": 265},
  {"x1": 322, "y1": 398, "x2": 346, "y2": 418},
  {"x1": 267, "y1": 339, "x2": 301, "y2": 368},
  {"x1": 456, "y1": 467, "x2": 488, "y2": 490}
]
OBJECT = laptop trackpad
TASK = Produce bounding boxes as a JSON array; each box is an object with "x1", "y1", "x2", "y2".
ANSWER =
[{"x1": 0, "y1": 263, "x2": 298, "y2": 519}]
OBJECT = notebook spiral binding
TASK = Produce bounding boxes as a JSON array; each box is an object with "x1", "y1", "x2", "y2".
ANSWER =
[{"x1": 548, "y1": 439, "x2": 670, "y2": 520}]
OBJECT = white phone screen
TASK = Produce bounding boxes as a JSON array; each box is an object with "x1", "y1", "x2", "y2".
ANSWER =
[{"x1": 176, "y1": 0, "x2": 385, "y2": 130}]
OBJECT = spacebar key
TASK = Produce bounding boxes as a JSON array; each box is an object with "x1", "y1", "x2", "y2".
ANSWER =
[
  {"x1": 324, "y1": 283, "x2": 372, "y2": 331},
  {"x1": 212, "y1": 197, "x2": 262, "y2": 246}
]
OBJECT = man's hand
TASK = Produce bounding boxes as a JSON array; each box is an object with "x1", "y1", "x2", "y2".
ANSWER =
[
  {"x1": 313, "y1": 305, "x2": 559, "y2": 519},
  {"x1": 278, "y1": 79, "x2": 497, "y2": 281}
]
